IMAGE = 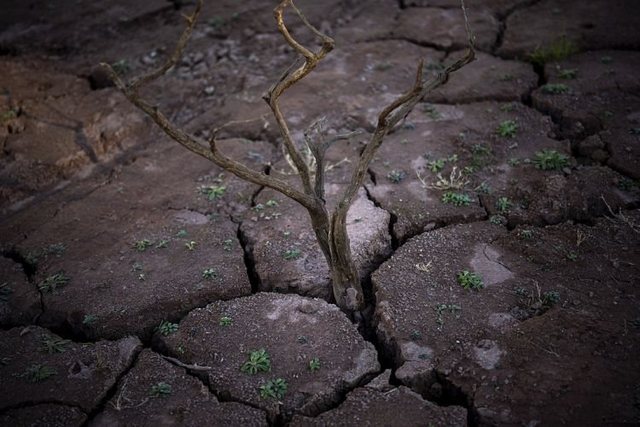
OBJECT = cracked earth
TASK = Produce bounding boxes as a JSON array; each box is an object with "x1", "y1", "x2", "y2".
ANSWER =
[{"x1": 1, "y1": 0, "x2": 639, "y2": 426}]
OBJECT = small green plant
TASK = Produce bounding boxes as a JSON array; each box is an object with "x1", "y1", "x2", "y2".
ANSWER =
[
  {"x1": 528, "y1": 38, "x2": 578, "y2": 66},
  {"x1": 0, "y1": 282, "x2": 13, "y2": 302},
  {"x1": 111, "y1": 59, "x2": 130, "y2": 75},
  {"x1": 434, "y1": 303, "x2": 462, "y2": 326},
  {"x1": 176, "y1": 229, "x2": 188, "y2": 238},
  {"x1": 489, "y1": 215, "x2": 506, "y2": 225},
  {"x1": 1, "y1": 108, "x2": 18, "y2": 123},
  {"x1": 422, "y1": 103, "x2": 440, "y2": 119},
  {"x1": 496, "y1": 120, "x2": 518, "y2": 138},
  {"x1": 541, "y1": 291, "x2": 560, "y2": 307},
  {"x1": 441, "y1": 192, "x2": 472, "y2": 206},
  {"x1": 541, "y1": 83, "x2": 569, "y2": 94},
  {"x1": 155, "y1": 239, "x2": 169, "y2": 249},
  {"x1": 241, "y1": 349, "x2": 271, "y2": 374},
  {"x1": 202, "y1": 268, "x2": 218, "y2": 279},
  {"x1": 134, "y1": 239, "x2": 152, "y2": 252},
  {"x1": 259, "y1": 378, "x2": 288, "y2": 400},
  {"x1": 409, "y1": 330, "x2": 422, "y2": 341},
  {"x1": 518, "y1": 229, "x2": 534, "y2": 239},
  {"x1": 219, "y1": 316, "x2": 233, "y2": 326},
  {"x1": 38, "y1": 272, "x2": 69, "y2": 293},
  {"x1": 157, "y1": 320, "x2": 179, "y2": 336},
  {"x1": 185, "y1": 241, "x2": 197, "y2": 251},
  {"x1": 253, "y1": 203, "x2": 265, "y2": 212},
  {"x1": 457, "y1": 270, "x2": 484, "y2": 290},
  {"x1": 283, "y1": 248, "x2": 302, "y2": 260},
  {"x1": 21, "y1": 364, "x2": 56, "y2": 383},
  {"x1": 150, "y1": 382, "x2": 172, "y2": 397},
  {"x1": 41, "y1": 335, "x2": 70, "y2": 354},
  {"x1": 496, "y1": 197, "x2": 512, "y2": 214},
  {"x1": 427, "y1": 159, "x2": 446, "y2": 173},
  {"x1": 387, "y1": 169, "x2": 407, "y2": 183},
  {"x1": 266, "y1": 199, "x2": 279, "y2": 207},
  {"x1": 500, "y1": 103, "x2": 515, "y2": 112},
  {"x1": 83, "y1": 314, "x2": 97, "y2": 326},
  {"x1": 200, "y1": 185, "x2": 226, "y2": 200},
  {"x1": 222, "y1": 239, "x2": 234, "y2": 251},
  {"x1": 533, "y1": 149, "x2": 569, "y2": 170},
  {"x1": 558, "y1": 68, "x2": 577, "y2": 79},
  {"x1": 308, "y1": 358, "x2": 321, "y2": 372}
]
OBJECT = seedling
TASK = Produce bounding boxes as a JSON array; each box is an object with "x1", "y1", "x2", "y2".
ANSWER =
[
  {"x1": 41, "y1": 335, "x2": 70, "y2": 354},
  {"x1": 308, "y1": 357, "x2": 321, "y2": 372},
  {"x1": 259, "y1": 378, "x2": 288, "y2": 400},
  {"x1": 21, "y1": 364, "x2": 56, "y2": 383},
  {"x1": 202, "y1": 268, "x2": 218, "y2": 279},
  {"x1": 489, "y1": 215, "x2": 506, "y2": 225},
  {"x1": 558, "y1": 68, "x2": 577, "y2": 79},
  {"x1": 410, "y1": 330, "x2": 422, "y2": 341},
  {"x1": 150, "y1": 382, "x2": 172, "y2": 397},
  {"x1": 427, "y1": 159, "x2": 446, "y2": 173},
  {"x1": 457, "y1": 270, "x2": 484, "y2": 290},
  {"x1": 0, "y1": 108, "x2": 17, "y2": 123},
  {"x1": 283, "y1": 248, "x2": 302, "y2": 260},
  {"x1": 387, "y1": 169, "x2": 407, "y2": 183},
  {"x1": 0, "y1": 282, "x2": 12, "y2": 302},
  {"x1": 157, "y1": 320, "x2": 179, "y2": 336},
  {"x1": 441, "y1": 191, "x2": 472, "y2": 206},
  {"x1": 185, "y1": 241, "x2": 197, "y2": 251},
  {"x1": 134, "y1": 239, "x2": 152, "y2": 252},
  {"x1": 541, "y1": 83, "x2": 569, "y2": 94},
  {"x1": 222, "y1": 239, "x2": 234, "y2": 251},
  {"x1": 533, "y1": 149, "x2": 569, "y2": 170},
  {"x1": 241, "y1": 349, "x2": 271, "y2": 374},
  {"x1": 38, "y1": 272, "x2": 69, "y2": 293},
  {"x1": 542, "y1": 291, "x2": 560, "y2": 307},
  {"x1": 434, "y1": 303, "x2": 462, "y2": 326},
  {"x1": 83, "y1": 314, "x2": 98, "y2": 326},
  {"x1": 200, "y1": 185, "x2": 226, "y2": 200},
  {"x1": 176, "y1": 229, "x2": 188, "y2": 238},
  {"x1": 518, "y1": 229, "x2": 534, "y2": 239},
  {"x1": 111, "y1": 59, "x2": 130, "y2": 75},
  {"x1": 423, "y1": 103, "x2": 440, "y2": 119},
  {"x1": 496, "y1": 120, "x2": 518, "y2": 138},
  {"x1": 266, "y1": 199, "x2": 279, "y2": 207},
  {"x1": 253, "y1": 203, "x2": 265, "y2": 212},
  {"x1": 496, "y1": 197, "x2": 512, "y2": 214},
  {"x1": 219, "y1": 316, "x2": 233, "y2": 326},
  {"x1": 155, "y1": 239, "x2": 170, "y2": 249}
]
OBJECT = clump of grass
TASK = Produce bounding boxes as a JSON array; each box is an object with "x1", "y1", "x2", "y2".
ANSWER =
[
  {"x1": 541, "y1": 83, "x2": 569, "y2": 94},
  {"x1": 441, "y1": 192, "x2": 472, "y2": 206},
  {"x1": 533, "y1": 149, "x2": 569, "y2": 170},
  {"x1": 457, "y1": 270, "x2": 484, "y2": 290},
  {"x1": 241, "y1": 349, "x2": 271, "y2": 374},
  {"x1": 489, "y1": 214, "x2": 507, "y2": 225},
  {"x1": 38, "y1": 272, "x2": 69, "y2": 293},
  {"x1": 528, "y1": 38, "x2": 578, "y2": 67},
  {"x1": 496, "y1": 120, "x2": 518, "y2": 138},
  {"x1": 41, "y1": 335, "x2": 70, "y2": 354},
  {"x1": 21, "y1": 364, "x2": 56, "y2": 383},
  {"x1": 260, "y1": 378, "x2": 288, "y2": 400}
]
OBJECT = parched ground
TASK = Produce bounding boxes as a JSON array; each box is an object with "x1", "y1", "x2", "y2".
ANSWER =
[{"x1": 1, "y1": 1, "x2": 639, "y2": 426}]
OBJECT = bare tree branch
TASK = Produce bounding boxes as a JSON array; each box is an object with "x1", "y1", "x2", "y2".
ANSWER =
[{"x1": 263, "y1": 0, "x2": 336, "y2": 199}]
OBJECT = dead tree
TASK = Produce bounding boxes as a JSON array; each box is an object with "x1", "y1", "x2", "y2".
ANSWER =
[{"x1": 102, "y1": 0, "x2": 475, "y2": 313}]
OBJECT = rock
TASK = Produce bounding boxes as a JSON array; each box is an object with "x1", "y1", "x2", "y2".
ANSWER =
[
  {"x1": 157, "y1": 293, "x2": 380, "y2": 421},
  {"x1": 91, "y1": 349, "x2": 267, "y2": 426},
  {"x1": 0, "y1": 326, "x2": 141, "y2": 412}
]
